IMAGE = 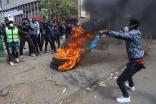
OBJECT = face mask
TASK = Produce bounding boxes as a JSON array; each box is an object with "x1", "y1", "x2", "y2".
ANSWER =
[
  {"x1": 124, "y1": 26, "x2": 129, "y2": 32},
  {"x1": 9, "y1": 24, "x2": 14, "y2": 27}
]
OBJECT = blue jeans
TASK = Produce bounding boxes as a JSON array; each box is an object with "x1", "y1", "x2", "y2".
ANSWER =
[{"x1": 6, "y1": 42, "x2": 20, "y2": 62}]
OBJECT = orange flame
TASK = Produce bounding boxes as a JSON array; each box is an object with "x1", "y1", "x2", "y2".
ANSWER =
[{"x1": 53, "y1": 26, "x2": 93, "y2": 72}]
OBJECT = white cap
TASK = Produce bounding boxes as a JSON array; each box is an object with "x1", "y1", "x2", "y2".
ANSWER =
[{"x1": 8, "y1": 16, "x2": 14, "y2": 22}]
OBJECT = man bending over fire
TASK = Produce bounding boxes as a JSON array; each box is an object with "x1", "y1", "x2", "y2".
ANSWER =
[{"x1": 100, "y1": 19, "x2": 145, "y2": 103}]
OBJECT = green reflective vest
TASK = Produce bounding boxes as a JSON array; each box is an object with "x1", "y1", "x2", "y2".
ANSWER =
[{"x1": 5, "y1": 27, "x2": 19, "y2": 43}]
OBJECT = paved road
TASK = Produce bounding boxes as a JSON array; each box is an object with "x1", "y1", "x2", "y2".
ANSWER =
[
  {"x1": 0, "y1": 42, "x2": 128, "y2": 104},
  {"x1": 0, "y1": 40, "x2": 153, "y2": 104}
]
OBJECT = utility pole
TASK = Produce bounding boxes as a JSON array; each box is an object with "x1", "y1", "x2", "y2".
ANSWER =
[
  {"x1": 0, "y1": 0, "x2": 4, "y2": 21},
  {"x1": 78, "y1": 0, "x2": 81, "y2": 24},
  {"x1": 0, "y1": 0, "x2": 5, "y2": 59}
]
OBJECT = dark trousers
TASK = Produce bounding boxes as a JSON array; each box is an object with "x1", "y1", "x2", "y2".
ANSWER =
[
  {"x1": 55, "y1": 34, "x2": 60, "y2": 48},
  {"x1": 65, "y1": 33, "x2": 69, "y2": 39},
  {"x1": 6, "y1": 42, "x2": 20, "y2": 62},
  {"x1": 40, "y1": 35, "x2": 56, "y2": 52},
  {"x1": 37, "y1": 34, "x2": 41, "y2": 51},
  {"x1": 20, "y1": 37, "x2": 35, "y2": 56},
  {"x1": 117, "y1": 63, "x2": 144, "y2": 97},
  {"x1": 31, "y1": 35, "x2": 39, "y2": 54}
]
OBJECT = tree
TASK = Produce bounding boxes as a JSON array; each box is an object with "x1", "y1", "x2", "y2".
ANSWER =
[{"x1": 39, "y1": 0, "x2": 77, "y2": 18}]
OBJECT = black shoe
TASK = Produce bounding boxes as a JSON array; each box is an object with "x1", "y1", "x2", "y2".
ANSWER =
[{"x1": 36, "y1": 53, "x2": 40, "y2": 56}]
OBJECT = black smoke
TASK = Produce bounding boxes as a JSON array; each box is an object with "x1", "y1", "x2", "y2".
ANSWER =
[{"x1": 83, "y1": 0, "x2": 156, "y2": 38}]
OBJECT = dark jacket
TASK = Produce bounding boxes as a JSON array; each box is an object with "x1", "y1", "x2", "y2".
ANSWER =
[
  {"x1": 48, "y1": 24, "x2": 59, "y2": 39},
  {"x1": 40, "y1": 22, "x2": 49, "y2": 37},
  {"x1": 19, "y1": 25, "x2": 34, "y2": 40}
]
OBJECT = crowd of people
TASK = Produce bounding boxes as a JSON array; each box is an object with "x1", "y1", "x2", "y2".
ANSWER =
[{"x1": 0, "y1": 16, "x2": 74, "y2": 66}]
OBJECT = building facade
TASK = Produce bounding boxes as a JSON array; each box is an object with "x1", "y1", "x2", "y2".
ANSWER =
[{"x1": 0, "y1": 0, "x2": 39, "y2": 22}]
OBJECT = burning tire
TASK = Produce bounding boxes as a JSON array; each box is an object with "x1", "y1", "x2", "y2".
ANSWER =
[
  {"x1": 50, "y1": 57, "x2": 68, "y2": 70},
  {"x1": 50, "y1": 26, "x2": 93, "y2": 72}
]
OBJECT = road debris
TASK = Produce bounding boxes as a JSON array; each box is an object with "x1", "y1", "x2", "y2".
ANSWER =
[
  {"x1": 46, "y1": 76, "x2": 53, "y2": 81},
  {"x1": 86, "y1": 87, "x2": 93, "y2": 91},
  {"x1": 59, "y1": 101, "x2": 63, "y2": 104},
  {"x1": 115, "y1": 72, "x2": 119, "y2": 75},
  {"x1": 0, "y1": 87, "x2": 9, "y2": 97},
  {"x1": 107, "y1": 72, "x2": 119, "y2": 80},
  {"x1": 82, "y1": 91, "x2": 87, "y2": 95},
  {"x1": 92, "y1": 85, "x2": 97, "y2": 88},
  {"x1": 62, "y1": 88, "x2": 67, "y2": 94},
  {"x1": 98, "y1": 81, "x2": 107, "y2": 87},
  {"x1": 10, "y1": 97, "x2": 15, "y2": 104}
]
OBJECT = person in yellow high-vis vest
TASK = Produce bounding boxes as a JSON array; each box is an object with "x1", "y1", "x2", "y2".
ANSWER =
[{"x1": 3, "y1": 18, "x2": 20, "y2": 65}]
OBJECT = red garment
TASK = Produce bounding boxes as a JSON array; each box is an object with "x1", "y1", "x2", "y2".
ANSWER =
[{"x1": 130, "y1": 58, "x2": 144, "y2": 64}]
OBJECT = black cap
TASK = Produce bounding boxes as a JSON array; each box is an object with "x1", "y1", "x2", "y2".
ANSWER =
[{"x1": 129, "y1": 19, "x2": 140, "y2": 29}]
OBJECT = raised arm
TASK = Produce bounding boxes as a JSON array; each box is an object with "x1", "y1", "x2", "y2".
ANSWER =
[
  {"x1": 107, "y1": 30, "x2": 134, "y2": 41},
  {"x1": 100, "y1": 29, "x2": 136, "y2": 41}
]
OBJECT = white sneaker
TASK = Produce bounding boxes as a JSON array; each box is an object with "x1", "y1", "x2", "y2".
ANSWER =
[
  {"x1": 31, "y1": 54, "x2": 36, "y2": 57},
  {"x1": 125, "y1": 83, "x2": 135, "y2": 91},
  {"x1": 9, "y1": 62, "x2": 14, "y2": 66},
  {"x1": 116, "y1": 96, "x2": 130, "y2": 103},
  {"x1": 15, "y1": 58, "x2": 20, "y2": 63}
]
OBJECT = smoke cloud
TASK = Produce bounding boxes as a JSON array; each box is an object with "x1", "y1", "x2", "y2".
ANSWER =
[{"x1": 83, "y1": 0, "x2": 156, "y2": 38}]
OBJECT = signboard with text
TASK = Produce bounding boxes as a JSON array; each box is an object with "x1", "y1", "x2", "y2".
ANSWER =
[{"x1": 4, "y1": 9, "x2": 23, "y2": 17}]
